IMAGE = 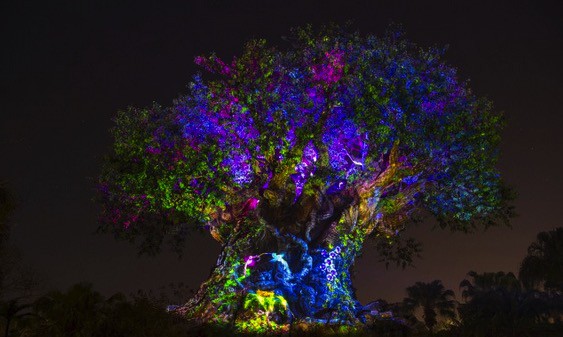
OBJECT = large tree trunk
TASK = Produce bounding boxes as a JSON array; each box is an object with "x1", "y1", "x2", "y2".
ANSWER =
[
  {"x1": 183, "y1": 221, "x2": 365, "y2": 329},
  {"x1": 180, "y1": 164, "x2": 394, "y2": 331}
]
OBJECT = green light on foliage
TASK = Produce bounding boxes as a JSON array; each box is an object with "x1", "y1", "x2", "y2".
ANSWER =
[{"x1": 237, "y1": 290, "x2": 289, "y2": 333}]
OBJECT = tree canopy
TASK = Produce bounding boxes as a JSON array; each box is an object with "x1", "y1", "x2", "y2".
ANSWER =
[{"x1": 98, "y1": 26, "x2": 512, "y2": 255}]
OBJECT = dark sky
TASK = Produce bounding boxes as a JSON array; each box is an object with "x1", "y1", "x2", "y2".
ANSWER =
[{"x1": 1, "y1": 0, "x2": 562, "y2": 303}]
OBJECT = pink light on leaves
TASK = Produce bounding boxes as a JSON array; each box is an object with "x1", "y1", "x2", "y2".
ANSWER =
[{"x1": 312, "y1": 50, "x2": 345, "y2": 83}]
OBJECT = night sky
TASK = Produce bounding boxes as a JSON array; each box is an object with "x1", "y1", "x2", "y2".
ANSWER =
[{"x1": 2, "y1": 0, "x2": 562, "y2": 303}]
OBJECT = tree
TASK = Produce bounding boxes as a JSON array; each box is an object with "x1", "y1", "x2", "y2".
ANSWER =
[
  {"x1": 402, "y1": 280, "x2": 456, "y2": 332},
  {"x1": 460, "y1": 271, "x2": 521, "y2": 301},
  {"x1": 21, "y1": 284, "x2": 191, "y2": 337},
  {"x1": 458, "y1": 271, "x2": 557, "y2": 337},
  {"x1": 98, "y1": 26, "x2": 512, "y2": 331},
  {"x1": 0, "y1": 183, "x2": 43, "y2": 337},
  {"x1": 0, "y1": 297, "x2": 32, "y2": 337},
  {"x1": 519, "y1": 227, "x2": 563, "y2": 293},
  {"x1": 30, "y1": 283, "x2": 107, "y2": 336}
]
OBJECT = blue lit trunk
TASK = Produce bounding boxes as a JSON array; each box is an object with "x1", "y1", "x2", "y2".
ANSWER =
[{"x1": 184, "y1": 226, "x2": 364, "y2": 328}]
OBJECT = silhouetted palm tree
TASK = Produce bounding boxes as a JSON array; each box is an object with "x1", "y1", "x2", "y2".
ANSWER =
[
  {"x1": 459, "y1": 270, "x2": 556, "y2": 337},
  {"x1": 403, "y1": 280, "x2": 456, "y2": 332},
  {"x1": 519, "y1": 227, "x2": 563, "y2": 292},
  {"x1": 0, "y1": 297, "x2": 32, "y2": 337}
]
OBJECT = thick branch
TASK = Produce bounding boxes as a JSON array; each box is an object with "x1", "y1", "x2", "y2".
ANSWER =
[{"x1": 354, "y1": 141, "x2": 428, "y2": 237}]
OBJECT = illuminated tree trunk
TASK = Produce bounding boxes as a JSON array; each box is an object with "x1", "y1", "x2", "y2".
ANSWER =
[
  {"x1": 184, "y1": 200, "x2": 369, "y2": 329},
  {"x1": 180, "y1": 143, "x2": 411, "y2": 331},
  {"x1": 185, "y1": 229, "x2": 362, "y2": 327}
]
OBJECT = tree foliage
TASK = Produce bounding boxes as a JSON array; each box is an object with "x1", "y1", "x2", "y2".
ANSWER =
[{"x1": 98, "y1": 26, "x2": 512, "y2": 256}]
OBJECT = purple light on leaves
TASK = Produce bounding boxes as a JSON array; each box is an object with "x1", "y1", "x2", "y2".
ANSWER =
[{"x1": 312, "y1": 50, "x2": 345, "y2": 83}]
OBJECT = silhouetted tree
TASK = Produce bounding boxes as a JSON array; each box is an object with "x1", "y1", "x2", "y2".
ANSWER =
[
  {"x1": 0, "y1": 297, "x2": 32, "y2": 337},
  {"x1": 98, "y1": 26, "x2": 512, "y2": 330},
  {"x1": 21, "y1": 283, "x2": 190, "y2": 337},
  {"x1": 97, "y1": 291, "x2": 190, "y2": 337},
  {"x1": 403, "y1": 280, "x2": 456, "y2": 332},
  {"x1": 519, "y1": 227, "x2": 563, "y2": 293},
  {"x1": 30, "y1": 283, "x2": 106, "y2": 336},
  {"x1": 0, "y1": 183, "x2": 42, "y2": 336},
  {"x1": 460, "y1": 271, "x2": 521, "y2": 301},
  {"x1": 458, "y1": 271, "x2": 557, "y2": 337}
]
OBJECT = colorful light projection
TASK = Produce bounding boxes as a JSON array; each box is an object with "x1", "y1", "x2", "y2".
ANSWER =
[
  {"x1": 320, "y1": 246, "x2": 342, "y2": 282},
  {"x1": 98, "y1": 26, "x2": 510, "y2": 333}
]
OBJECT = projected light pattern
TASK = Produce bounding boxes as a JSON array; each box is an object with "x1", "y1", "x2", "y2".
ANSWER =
[
  {"x1": 99, "y1": 27, "x2": 509, "y2": 333},
  {"x1": 320, "y1": 246, "x2": 342, "y2": 282},
  {"x1": 100, "y1": 29, "x2": 504, "y2": 238}
]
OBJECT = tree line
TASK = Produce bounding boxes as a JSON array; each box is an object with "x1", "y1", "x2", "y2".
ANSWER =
[
  {"x1": 379, "y1": 227, "x2": 563, "y2": 337},
  {"x1": 0, "y1": 228, "x2": 560, "y2": 336}
]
